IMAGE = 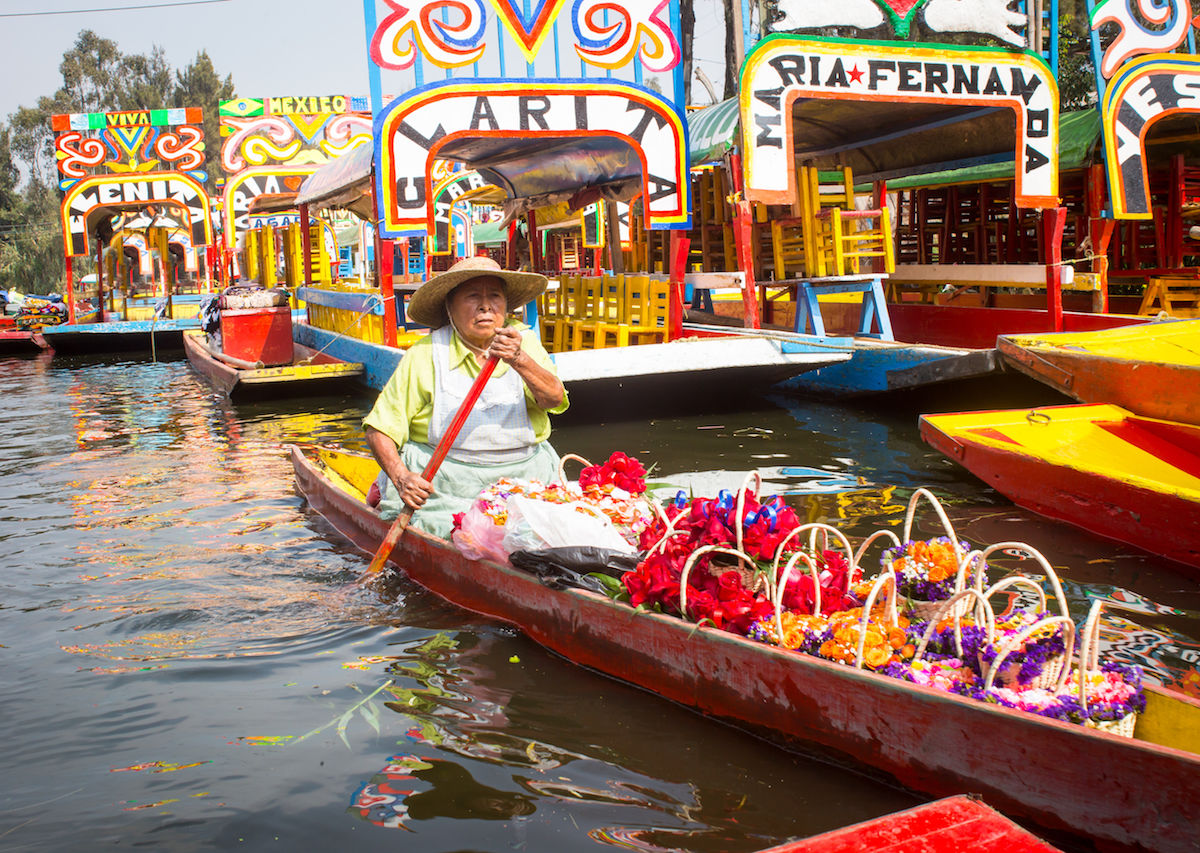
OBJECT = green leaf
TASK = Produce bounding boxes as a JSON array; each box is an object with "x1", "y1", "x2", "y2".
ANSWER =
[
  {"x1": 360, "y1": 700, "x2": 381, "y2": 735},
  {"x1": 336, "y1": 710, "x2": 354, "y2": 749}
]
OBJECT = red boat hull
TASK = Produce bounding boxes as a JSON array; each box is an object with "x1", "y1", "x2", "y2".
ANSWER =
[
  {"x1": 291, "y1": 446, "x2": 1200, "y2": 853},
  {"x1": 919, "y1": 416, "x2": 1200, "y2": 573},
  {"x1": 997, "y1": 336, "x2": 1200, "y2": 425},
  {"x1": 758, "y1": 795, "x2": 1061, "y2": 852}
]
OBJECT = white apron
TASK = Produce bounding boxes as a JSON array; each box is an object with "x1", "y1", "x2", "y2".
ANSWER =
[{"x1": 428, "y1": 324, "x2": 537, "y2": 465}]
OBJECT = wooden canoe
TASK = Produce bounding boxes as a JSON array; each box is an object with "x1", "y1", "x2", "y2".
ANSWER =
[
  {"x1": 997, "y1": 319, "x2": 1200, "y2": 424},
  {"x1": 756, "y1": 795, "x2": 1062, "y2": 852},
  {"x1": 184, "y1": 329, "x2": 363, "y2": 400},
  {"x1": 291, "y1": 444, "x2": 1200, "y2": 853},
  {"x1": 0, "y1": 329, "x2": 50, "y2": 355},
  {"x1": 920, "y1": 403, "x2": 1200, "y2": 573}
]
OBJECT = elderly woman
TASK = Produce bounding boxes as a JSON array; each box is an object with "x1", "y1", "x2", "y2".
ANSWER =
[{"x1": 364, "y1": 256, "x2": 568, "y2": 538}]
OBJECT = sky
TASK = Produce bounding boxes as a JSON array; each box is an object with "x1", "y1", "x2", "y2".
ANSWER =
[{"x1": 0, "y1": 0, "x2": 732, "y2": 123}]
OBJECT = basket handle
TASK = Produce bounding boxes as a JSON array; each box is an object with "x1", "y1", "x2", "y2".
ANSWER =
[
  {"x1": 766, "y1": 522, "x2": 856, "y2": 603},
  {"x1": 557, "y1": 453, "x2": 593, "y2": 487},
  {"x1": 902, "y1": 488, "x2": 964, "y2": 564},
  {"x1": 853, "y1": 529, "x2": 901, "y2": 573},
  {"x1": 983, "y1": 614, "x2": 1076, "y2": 693},
  {"x1": 912, "y1": 588, "x2": 994, "y2": 662},
  {"x1": 854, "y1": 573, "x2": 900, "y2": 669},
  {"x1": 679, "y1": 544, "x2": 756, "y2": 622},
  {"x1": 772, "y1": 550, "x2": 822, "y2": 645},
  {"x1": 733, "y1": 471, "x2": 763, "y2": 556},
  {"x1": 1075, "y1": 599, "x2": 1106, "y2": 716},
  {"x1": 982, "y1": 576, "x2": 1047, "y2": 621},
  {"x1": 978, "y1": 541, "x2": 1070, "y2": 617}
]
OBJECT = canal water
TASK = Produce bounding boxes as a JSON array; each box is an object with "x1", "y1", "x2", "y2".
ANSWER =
[{"x1": 2, "y1": 352, "x2": 1198, "y2": 852}]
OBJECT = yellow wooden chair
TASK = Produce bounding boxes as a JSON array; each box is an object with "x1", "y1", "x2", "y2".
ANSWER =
[
  {"x1": 565, "y1": 275, "x2": 603, "y2": 351},
  {"x1": 800, "y1": 165, "x2": 895, "y2": 276},
  {"x1": 612, "y1": 274, "x2": 669, "y2": 346},
  {"x1": 551, "y1": 273, "x2": 580, "y2": 353},
  {"x1": 538, "y1": 279, "x2": 561, "y2": 350},
  {"x1": 579, "y1": 274, "x2": 625, "y2": 349},
  {"x1": 770, "y1": 215, "x2": 807, "y2": 280}
]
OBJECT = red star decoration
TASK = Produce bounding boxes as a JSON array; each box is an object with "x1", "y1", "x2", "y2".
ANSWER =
[{"x1": 849, "y1": 65, "x2": 865, "y2": 85}]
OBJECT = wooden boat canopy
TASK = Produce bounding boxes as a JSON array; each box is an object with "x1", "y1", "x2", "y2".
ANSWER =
[
  {"x1": 248, "y1": 192, "x2": 300, "y2": 215},
  {"x1": 296, "y1": 142, "x2": 375, "y2": 220}
]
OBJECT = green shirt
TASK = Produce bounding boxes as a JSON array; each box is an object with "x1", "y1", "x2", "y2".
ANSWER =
[{"x1": 363, "y1": 321, "x2": 568, "y2": 448}]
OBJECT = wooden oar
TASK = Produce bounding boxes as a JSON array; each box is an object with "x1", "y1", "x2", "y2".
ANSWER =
[{"x1": 365, "y1": 354, "x2": 499, "y2": 575}]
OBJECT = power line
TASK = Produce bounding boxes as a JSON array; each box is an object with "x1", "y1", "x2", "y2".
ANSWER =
[{"x1": 0, "y1": 0, "x2": 230, "y2": 17}]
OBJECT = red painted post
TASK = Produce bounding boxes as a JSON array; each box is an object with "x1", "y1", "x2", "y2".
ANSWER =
[
  {"x1": 1043, "y1": 206, "x2": 1066, "y2": 332},
  {"x1": 299, "y1": 203, "x2": 313, "y2": 288},
  {"x1": 94, "y1": 236, "x2": 105, "y2": 325},
  {"x1": 1092, "y1": 219, "x2": 1115, "y2": 314},
  {"x1": 65, "y1": 254, "x2": 75, "y2": 325},
  {"x1": 668, "y1": 230, "x2": 690, "y2": 341},
  {"x1": 727, "y1": 153, "x2": 761, "y2": 330},
  {"x1": 380, "y1": 237, "x2": 397, "y2": 348},
  {"x1": 528, "y1": 210, "x2": 542, "y2": 272}
]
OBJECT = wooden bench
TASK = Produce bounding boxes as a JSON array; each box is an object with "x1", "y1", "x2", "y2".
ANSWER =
[
  {"x1": 1139, "y1": 276, "x2": 1200, "y2": 317},
  {"x1": 789, "y1": 274, "x2": 892, "y2": 340},
  {"x1": 686, "y1": 271, "x2": 745, "y2": 311},
  {"x1": 885, "y1": 264, "x2": 1105, "y2": 310}
]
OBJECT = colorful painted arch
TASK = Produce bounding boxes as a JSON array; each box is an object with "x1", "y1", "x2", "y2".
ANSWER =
[
  {"x1": 60, "y1": 173, "x2": 213, "y2": 257},
  {"x1": 1102, "y1": 53, "x2": 1200, "y2": 219},
  {"x1": 739, "y1": 35, "x2": 1059, "y2": 209}
]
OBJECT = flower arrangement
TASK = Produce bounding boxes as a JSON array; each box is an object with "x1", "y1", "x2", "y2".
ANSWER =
[
  {"x1": 882, "y1": 537, "x2": 979, "y2": 602},
  {"x1": 578, "y1": 452, "x2": 647, "y2": 495},
  {"x1": 749, "y1": 607, "x2": 914, "y2": 670},
  {"x1": 979, "y1": 611, "x2": 1069, "y2": 688},
  {"x1": 878, "y1": 657, "x2": 979, "y2": 695}
]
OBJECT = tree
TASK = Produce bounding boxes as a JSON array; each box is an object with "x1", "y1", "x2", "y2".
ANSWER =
[
  {"x1": 121, "y1": 46, "x2": 173, "y2": 111},
  {"x1": 173, "y1": 50, "x2": 235, "y2": 185},
  {"x1": 1, "y1": 32, "x2": 238, "y2": 292},
  {"x1": 58, "y1": 30, "x2": 124, "y2": 115}
]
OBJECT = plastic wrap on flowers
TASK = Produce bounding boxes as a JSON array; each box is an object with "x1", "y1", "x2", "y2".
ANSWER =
[{"x1": 449, "y1": 452, "x2": 656, "y2": 563}]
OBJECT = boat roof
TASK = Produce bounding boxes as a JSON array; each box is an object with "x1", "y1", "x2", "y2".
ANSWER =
[
  {"x1": 248, "y1": 192, "x2": 299, "y2": 214},
  {"x1": 298, "y1": 132, "x2": 643, "y2": 225},
  {"x1": 296, "y1": 143, "x2": 375, "y2": 220}
]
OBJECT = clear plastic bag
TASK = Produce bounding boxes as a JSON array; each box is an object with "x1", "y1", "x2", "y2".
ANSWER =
[{"x1": 501, "y1": 495, "x2": 635, "y2": 556}]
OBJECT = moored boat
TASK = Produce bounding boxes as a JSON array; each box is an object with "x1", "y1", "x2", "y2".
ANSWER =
[
  {"x1": 756, "y1": 795, "x2": 1063, "y2": 852},
  {"x1": 919, "y1": 403, "x2": 1200, "y2": 572},
  {"x1": 182, "y1": 329, "x2": 363, "y2": 400},
  {"x1": 997, "y1": 319, "x2": 1200, "y2": 424},
  {"x1": 291, "y1": 443, "x2": 1200, "y2": 853}
]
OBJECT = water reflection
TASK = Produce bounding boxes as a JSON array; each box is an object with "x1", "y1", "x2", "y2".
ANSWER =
[{"x1": 3, "y1": 355, "x2": 1199, "y2": 853}]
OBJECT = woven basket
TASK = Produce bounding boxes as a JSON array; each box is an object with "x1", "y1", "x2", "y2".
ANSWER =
[
  {"x1": 1086, "y1": 713, "x2": 1137, "y2": 739},
  {"x1": 903, "y1": 593, "x2": 971, "y2": 622},
  {"x1": 986, "y1": 653, "x2": 1066, "y2": 690}
]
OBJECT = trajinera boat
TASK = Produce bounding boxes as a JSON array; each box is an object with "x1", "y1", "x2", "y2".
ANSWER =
[
  {"x1": 997, "y1": 319, "x2": 1200, "y2": 425},
  {"x1": 920, "y1": 403, "x2": 1200, "y2": 572},
  {"x1": 291, "y1": 444, "x2": 1200, "y2": 853},
  {"x1": 182, "y1": 329, "x2": 363, "y2": 400}
]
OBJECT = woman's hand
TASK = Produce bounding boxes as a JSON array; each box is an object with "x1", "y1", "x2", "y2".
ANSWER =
[
  {"x1": 486, "y1": 325, "x2": 526, "y2": 365},
  {"x1": 394, "y1": 469, "x2": 434, "y2": 511}
]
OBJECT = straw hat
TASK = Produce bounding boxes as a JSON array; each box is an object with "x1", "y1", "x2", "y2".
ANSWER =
[{"x1": 407, "y1": 256, "x2": 547, "y2": 329}]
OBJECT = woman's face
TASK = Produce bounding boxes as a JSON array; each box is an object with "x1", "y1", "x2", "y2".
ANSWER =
[{"x1": 446, "y1": 276, "x2": 508, "y2": 348}]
